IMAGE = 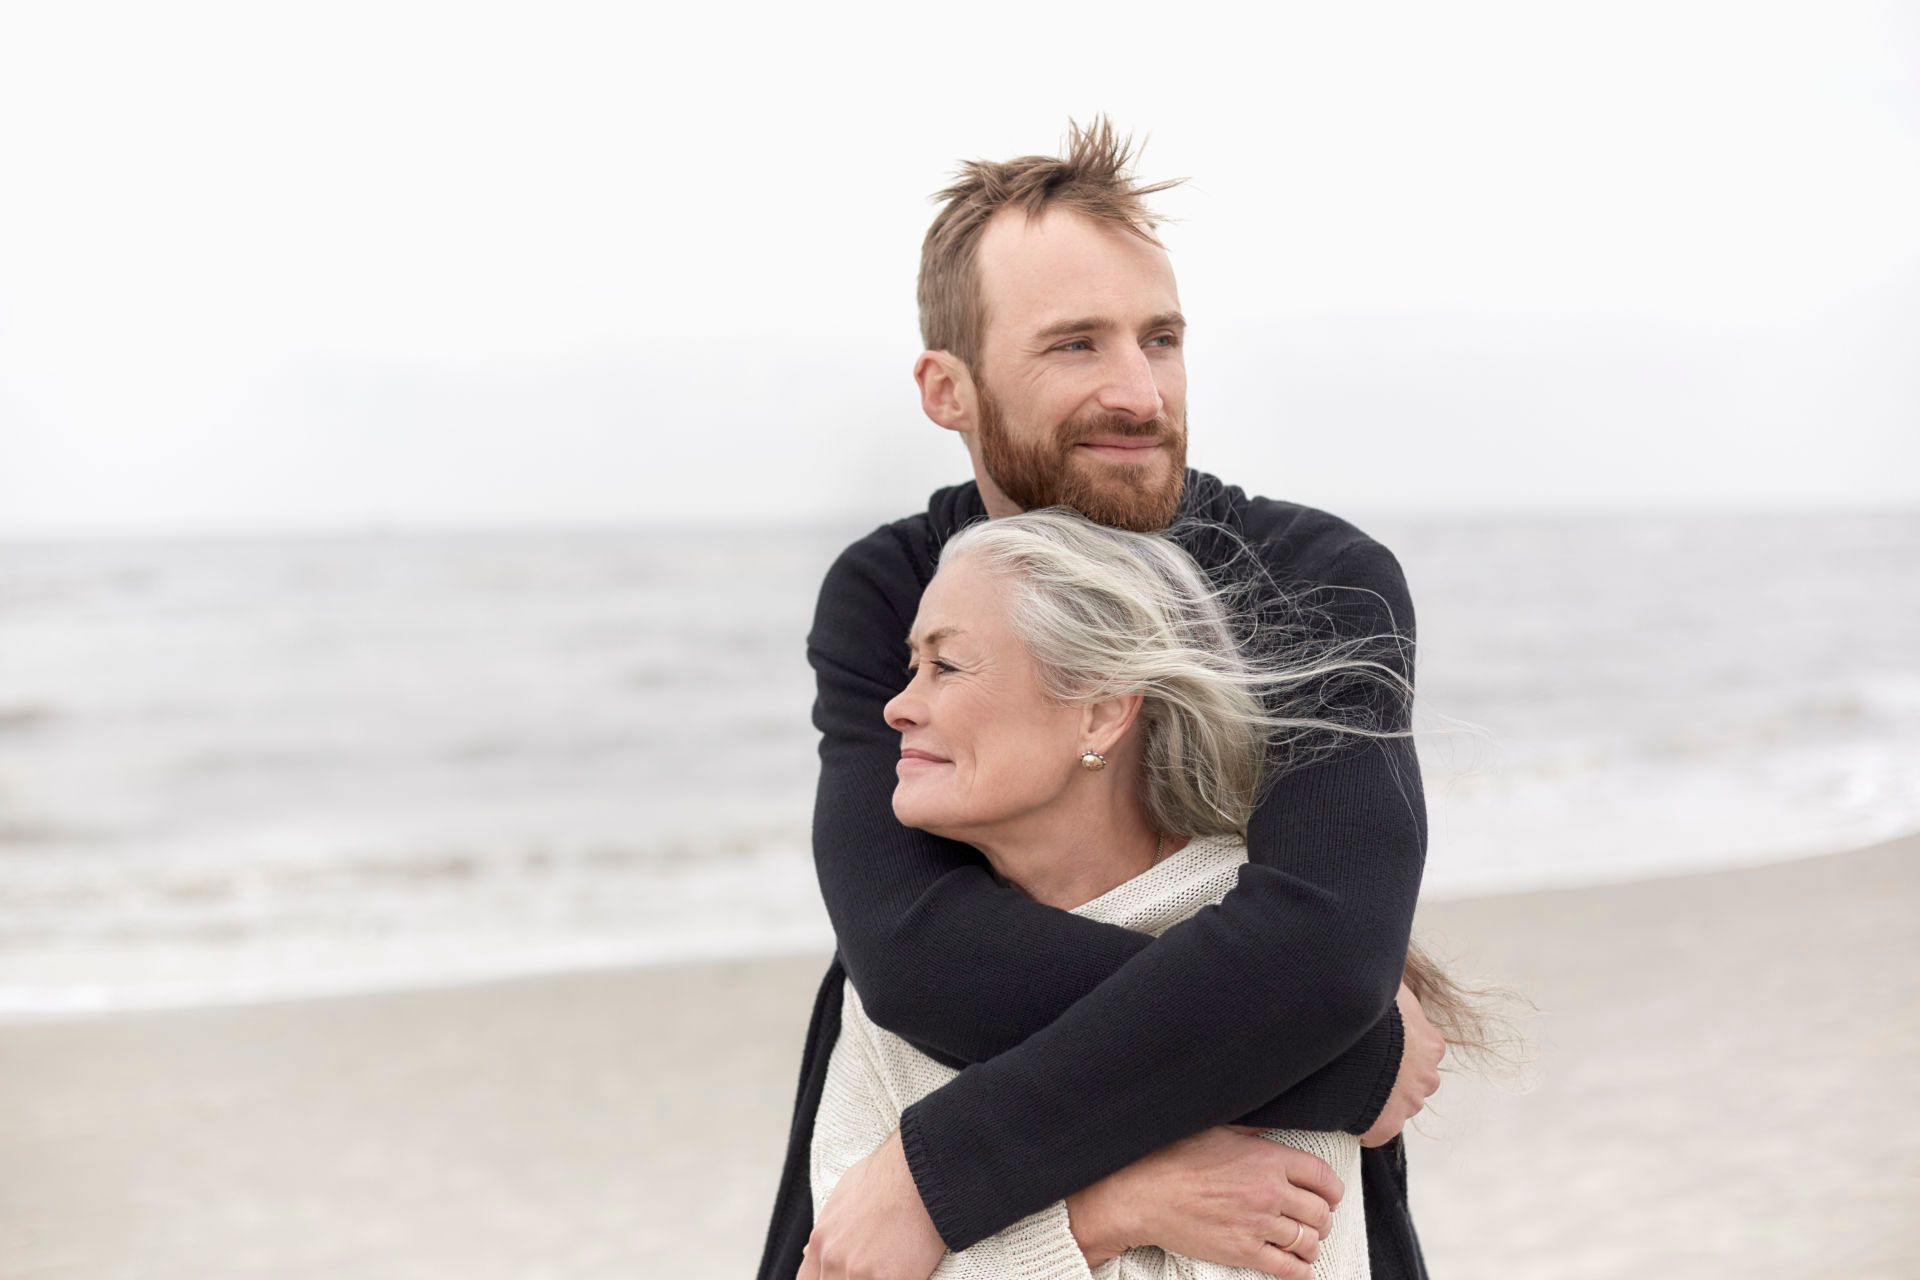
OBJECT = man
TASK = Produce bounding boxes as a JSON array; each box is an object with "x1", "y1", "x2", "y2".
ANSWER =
[{"x1": 758, "y1": 116, "x2": 1445, "y2": 1280}]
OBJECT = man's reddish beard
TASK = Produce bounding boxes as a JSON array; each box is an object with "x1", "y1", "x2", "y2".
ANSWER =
[{"x1": 974, "y1": 377, "x2": 1188, "y2": 533}]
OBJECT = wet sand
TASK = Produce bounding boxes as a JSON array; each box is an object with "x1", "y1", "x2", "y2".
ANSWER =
[{"x1": 2, "y1": 832, "x2": 1915, "y2": 1278}]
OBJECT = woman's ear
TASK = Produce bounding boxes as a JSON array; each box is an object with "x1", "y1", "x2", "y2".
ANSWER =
[{"x1": 1081, "y1": 692, "x2": 1145, "y2": 756}]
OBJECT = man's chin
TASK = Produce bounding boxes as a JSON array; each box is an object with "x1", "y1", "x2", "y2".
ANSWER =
[{"x1": 1061, "y1": 450, "x2": 1182, "y2": 527}]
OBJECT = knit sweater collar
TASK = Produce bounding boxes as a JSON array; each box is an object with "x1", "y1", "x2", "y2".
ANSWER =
[{"x1": 1067, "y1": 831, "x2": 1249, "y2": 930}]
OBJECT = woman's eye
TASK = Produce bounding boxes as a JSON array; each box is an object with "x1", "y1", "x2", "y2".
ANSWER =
[{"x1": 906, "y1": 659, "x2": 955, "y2": 675}]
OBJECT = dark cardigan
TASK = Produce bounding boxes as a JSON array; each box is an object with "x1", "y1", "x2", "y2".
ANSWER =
[{"x1": 756, "y1": 469, "x2": 1432, "y2": 1279}]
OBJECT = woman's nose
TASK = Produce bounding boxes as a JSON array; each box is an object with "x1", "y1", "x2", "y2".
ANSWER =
[{"x1": 884, "y1": 684, "x2": 923, "y2": 731}]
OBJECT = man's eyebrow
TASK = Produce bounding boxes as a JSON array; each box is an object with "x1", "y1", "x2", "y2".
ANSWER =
[
  {"x1": 906, "y1": 626, "x2": 966, "y2": 650},
  {"x1": 1031, "y1": 311, "x2": 1187, "y2": 342}
]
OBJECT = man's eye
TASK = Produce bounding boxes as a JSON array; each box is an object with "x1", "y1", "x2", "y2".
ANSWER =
[{"x1": 1057, "y1": 335, "x2": 1178, "y2": 352}]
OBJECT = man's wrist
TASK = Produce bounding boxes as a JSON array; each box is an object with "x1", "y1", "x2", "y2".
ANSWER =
[
  {"x1": 1064, "y1": 1183, "x2": 1127, "y2": 1269},
  {"x1": 1348, "y1": 998, "x2": 1407, "y2": 1136}
]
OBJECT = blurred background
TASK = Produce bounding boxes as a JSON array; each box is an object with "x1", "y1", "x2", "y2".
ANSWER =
[{"x1": 1, "y1": 2, "x2": 1915, "y2": 1278}]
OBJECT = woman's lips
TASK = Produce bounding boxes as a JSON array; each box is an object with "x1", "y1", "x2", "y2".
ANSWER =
[{"x1": 898, "y1": 749, "x2": 951, "y2": 768}]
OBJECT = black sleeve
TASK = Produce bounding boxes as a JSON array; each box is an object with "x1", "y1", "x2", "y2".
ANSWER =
[{"x1": 807, "y1": 531, "x2": 1425, "y2": 1251}]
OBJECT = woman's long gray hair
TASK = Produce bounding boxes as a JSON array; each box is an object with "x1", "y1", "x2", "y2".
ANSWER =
[
  {"x1": 939, "y1": 506, "x2": 1415, "y2": 838},
  {"x1": 937, "y1": 505, "x2": 1530, "y2": 1075}
]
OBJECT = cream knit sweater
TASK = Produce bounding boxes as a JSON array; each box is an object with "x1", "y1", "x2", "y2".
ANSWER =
[{"x1": 810, "y1": 831, "x2": 1368, "y2": 1279}]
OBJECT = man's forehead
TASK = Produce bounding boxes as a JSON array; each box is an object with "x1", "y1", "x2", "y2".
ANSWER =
[{"x1": 974, "y1": 206, "x2": 1179, "y2": 332}]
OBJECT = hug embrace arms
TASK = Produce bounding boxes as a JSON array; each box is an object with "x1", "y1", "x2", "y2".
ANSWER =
[{"x1": 789, "y1": 498, "x2": 1433, "y2": 1276}]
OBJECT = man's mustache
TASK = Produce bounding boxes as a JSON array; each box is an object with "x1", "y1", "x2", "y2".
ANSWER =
[{"x1": 1063, "y1": 415, "x2": 1181, "y2": 447}]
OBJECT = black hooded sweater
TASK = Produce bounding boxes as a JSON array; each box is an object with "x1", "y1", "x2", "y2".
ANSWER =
[{"x1": 755, "y1": 468, "x2": 1432, "y2": 1279}]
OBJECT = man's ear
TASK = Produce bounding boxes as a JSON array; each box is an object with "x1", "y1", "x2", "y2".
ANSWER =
[
  {"x1": 914, "y1": 350, "x2": 976, "y2": 436},
  {"x1": 1082, "y1": 693, "x2": 1146, "y2": 758}
]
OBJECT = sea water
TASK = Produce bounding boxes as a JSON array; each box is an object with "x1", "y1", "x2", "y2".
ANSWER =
[{"x1": 1, "y1": 508, "x2": 1915, "y2": 1017}]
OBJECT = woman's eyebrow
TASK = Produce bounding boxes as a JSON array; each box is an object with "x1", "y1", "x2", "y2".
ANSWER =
[{"x1": 906, "y1": 626, "x2": 967, "y2": 651}]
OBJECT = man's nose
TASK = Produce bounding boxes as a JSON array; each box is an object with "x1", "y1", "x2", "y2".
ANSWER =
[{"x1": 1096, "y1": 345, "x2": 1165, "y2": 422}]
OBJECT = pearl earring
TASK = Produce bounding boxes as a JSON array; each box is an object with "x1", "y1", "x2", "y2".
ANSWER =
[{"x1": 1080, "y1": 750, "x2": 1107, "y2": 771}]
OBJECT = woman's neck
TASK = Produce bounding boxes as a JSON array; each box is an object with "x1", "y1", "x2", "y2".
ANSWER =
[{"x1": 976, "y1": 805, "x2": 1177, "y2": 912}]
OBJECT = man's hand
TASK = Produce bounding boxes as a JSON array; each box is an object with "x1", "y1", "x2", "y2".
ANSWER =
[
  {"x1": 797, "y1": 1127, "x2": 947, "y2": 1280},
  {"x1": 1064, "y1": 1125, "x2": 1342, "y2": 1280},
  {"x1": 1358, "y1": 980, "x2": 1446, "y2": 1148}
]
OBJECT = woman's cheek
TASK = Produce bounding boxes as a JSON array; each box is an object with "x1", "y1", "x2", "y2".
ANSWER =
[{"x1": 964, "y1": 753, "x2": 1023, "y2": 823}]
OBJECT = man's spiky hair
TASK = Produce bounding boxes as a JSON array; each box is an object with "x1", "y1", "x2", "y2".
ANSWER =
[{"x1": 916, "y1": 114, "x2": 1187, "y2": 375}]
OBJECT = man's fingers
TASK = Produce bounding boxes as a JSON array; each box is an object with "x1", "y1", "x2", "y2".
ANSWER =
[
  {"x1": 1254, "y1": 1242, "x2": 1312, "y2": 1280},
  {"x1": 1280, "y1": 1149, "x2": 1344, "y2": 1211},
  {"x1": 1280, "y1": 1185, "x2": 1336, "y2": 1240},
  {"x1": 1275, "y1": 1218, "x2": 1322, "y2": 1263}
]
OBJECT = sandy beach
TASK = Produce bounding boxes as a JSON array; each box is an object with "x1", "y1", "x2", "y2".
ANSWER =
[{"x1": 2, "y1": 832, "x2": 1915, "y2": 1280}]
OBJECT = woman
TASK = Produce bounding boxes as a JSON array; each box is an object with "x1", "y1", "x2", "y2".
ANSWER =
[{"x1": 808, "y1": 507, "x2": 1513, "y2": 1279}]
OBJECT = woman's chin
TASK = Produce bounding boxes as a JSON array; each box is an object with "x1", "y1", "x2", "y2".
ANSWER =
[
  {"x1": 891, "y1": 796, "x2": 927, "y2": 828},
  {"x1": 890, "y1": 792, "x2": 947, "y2": 834}
]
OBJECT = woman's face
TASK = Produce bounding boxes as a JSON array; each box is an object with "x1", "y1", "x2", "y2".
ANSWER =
[{"x1": 882, "y1": 556, "x2": 1084, "y2": 838}]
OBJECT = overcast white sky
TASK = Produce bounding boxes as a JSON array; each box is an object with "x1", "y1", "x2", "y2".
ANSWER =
[{"x1": 1, "y1": 1, "x2": 1915, "y2": 536}]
